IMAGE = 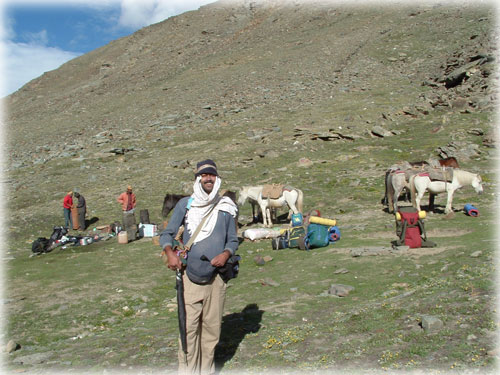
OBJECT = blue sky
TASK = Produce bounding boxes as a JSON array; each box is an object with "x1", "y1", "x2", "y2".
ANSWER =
[{"x1": 0, "y1": 0, "x2": 217, "y2": 97}]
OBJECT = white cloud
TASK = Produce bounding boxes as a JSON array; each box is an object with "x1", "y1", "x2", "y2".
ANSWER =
[
  {"x1": 0, "y1": 0, "x2": 217, "y2": 97},
  {"x1": 1, "y1": 41, "x2": 81, "y2": 97},
  {"x1": 118, "y1": 0, "x2": 217, "y2": 29}
]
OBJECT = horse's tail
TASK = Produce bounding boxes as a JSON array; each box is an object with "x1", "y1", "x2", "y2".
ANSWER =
[
  {"x1": 409, "y1": 175, "x2": 417, "y2": 207},
  {"x1": 385, "y1": 171, "x2": 394, "y2": 208},
  {"x1": 296, "y1": 189, "x2": 304, "y2": 213}
]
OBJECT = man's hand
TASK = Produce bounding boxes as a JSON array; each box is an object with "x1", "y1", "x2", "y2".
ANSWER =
[
  {"x1": 211, "y1": 250, "x2": 231, "y2": 268},
  {"x1": 162, "y1": 246, "x2": 183, "y2": 271}
]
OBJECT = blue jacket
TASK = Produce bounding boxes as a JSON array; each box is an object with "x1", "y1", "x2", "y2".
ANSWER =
[{"x1": 159, "y1": 197, "x2": 239, "y2": 284}]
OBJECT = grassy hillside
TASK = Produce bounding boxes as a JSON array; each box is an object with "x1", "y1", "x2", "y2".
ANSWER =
[{"x1": 2, "y1": 1, "x2": 498, "y2": 374}]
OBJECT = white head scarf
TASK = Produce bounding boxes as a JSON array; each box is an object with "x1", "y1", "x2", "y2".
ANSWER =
[{"x1": 186, "y1": 176, "x2": 238, "y2": 244}]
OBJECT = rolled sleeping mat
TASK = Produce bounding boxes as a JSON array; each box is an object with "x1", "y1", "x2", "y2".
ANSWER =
[
  {"x1": 396, "y1": 211, "x2": 426, "y2": 220},
  {"x1": 464, "y1": 203, "x2": 479, "y2": 217},
  {"x1": 309, "y1": 216, "x2": 336, "y2": 226},
  {"x1": 328, "y1": 226, "x2": 341, "y2": 242}
]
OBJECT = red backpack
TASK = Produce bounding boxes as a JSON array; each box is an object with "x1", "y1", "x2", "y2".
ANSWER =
[{"x1": 395, "y1": 207, "x2": 435, "y2": 248}]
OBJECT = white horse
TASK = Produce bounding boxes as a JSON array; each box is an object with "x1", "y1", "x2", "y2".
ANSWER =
[
  {"x1": 385, "y1": 171, "x2": 410, "y2": 213},
  {"x1": 410, "y1": 169, "x2": 483, "y2": 214},
  {"x1": 238, "y1": 186, "x2": 304, "y2": 227}
]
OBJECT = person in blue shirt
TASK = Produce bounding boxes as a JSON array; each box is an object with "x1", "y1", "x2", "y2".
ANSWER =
[{"x1": 159, "y1": 159, "x2": 238, "y2": 375}]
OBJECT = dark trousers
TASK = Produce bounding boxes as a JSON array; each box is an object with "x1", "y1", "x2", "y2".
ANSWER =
[{"x1": 78, "y1": 208, "x2": 86, "y2": 230}]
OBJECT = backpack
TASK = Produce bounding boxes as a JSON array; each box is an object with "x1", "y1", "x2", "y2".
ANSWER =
[
  {"x1": 395, "y1": 207, "x2": 435, "y2": 248},
  {"x1": 290, "y1": 213, "x2": 303, "y2": 227},
  {"x1": 306, "y1": 223, "x2": 330, "y2": 249},
  {"x1": 32, "y1": 237, "x2": 50, "y2": 254},
  {"x1": 271, "y1": 235, "x2": 289, "y2": 250},
  {"x1": 288, "y1": 226, "x2": 306, "y2": 248}
]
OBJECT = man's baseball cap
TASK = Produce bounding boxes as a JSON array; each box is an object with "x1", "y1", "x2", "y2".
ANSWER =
[{"x1": 195, "y1": 159, "x2": 218, "y2": 176}]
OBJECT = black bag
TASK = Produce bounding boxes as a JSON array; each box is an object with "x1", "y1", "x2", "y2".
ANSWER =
[
  {"x1": 218, "y1": 255, "x2": 241, "y2": 282},
  {"x1": 32, "y1": 237, "x2": 50, "y2": 254},
  {"x1": 140, "y1": 209, "x2": 150, "y2": 224},
  {"x1": 272, "y1": 235, "x2": 289, "y2": 250},
  {"x1": 49, "y1": 226, "x2": 68, "y2": 243}
]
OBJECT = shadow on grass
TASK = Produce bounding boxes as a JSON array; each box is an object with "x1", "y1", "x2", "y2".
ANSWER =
[
  {"x1": 86, "y1": 216, "x2": 99, "y2": 228},
  {"x1": 215, "y1": 303, "x2": 264, "y2": 373}
]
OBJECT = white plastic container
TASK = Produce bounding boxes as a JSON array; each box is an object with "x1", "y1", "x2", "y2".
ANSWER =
[{"x1": 118, "y1": 231, "x2": 128, "y2": 244}]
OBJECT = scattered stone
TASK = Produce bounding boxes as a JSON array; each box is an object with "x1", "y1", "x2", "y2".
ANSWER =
[
  {"x1": 333, "y1": 268, "x2": 349, "y2": 274},
  {"x1": 470, "y1": 251, "x2": 482, "y2": 258},
  {"x1": 483, "y1": 129, "x2": 497, "y2": 148},
  {"x1": 440, "y1": 264, "x2": 450, "y2": 272},
  {"x1": 420, "y1": 315, "x2": 444, "y2": 333},
  {"x1": 259, "y1": 278, "x2": 280, "y2": 287},
  {"x1": 297, "y1": 157, "x2": 313, "y2": 168},
  {"x1": 468, "y1": 128, "x2": 484, "y2": 136},
  {"x1": 254, "y1": 255, "x2": 266, "y2": 266},
  {"x1": 450, "y1": 97, "x2": 469, "y2": 110},
  {"x1": 6, "y1": 340, "x2": 20, "y2": 353},
  {"x1": 12, "y1": 352, "x2": 53, "y2": 365},
  {"x1": 262, "y1": 255, "x2": 273, "y2": 262},
  {"x1": 371, "y1": 125, "x2": 393, "y2": 137},
  {"x1": 467, "y1": 334, "x2": 477, "y2": 341},
  {"x1": 328, "y1": 284, "x2": 355, "y2": 297},
  {"x1": 350, "y1": 246, "x2": 393, "y2": 257}
]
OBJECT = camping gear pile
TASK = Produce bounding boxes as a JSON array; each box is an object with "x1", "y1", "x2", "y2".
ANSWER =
[
  {"x1": 31, "y1": 226, "x2": 112, "y2": 255},
  {"x1": 271, "y1": 211, "x2": 341, "y2": 251},
  {"x1": 393, "y1": 207, "x2": 436, "y2": 248},
  {"x1": 30, "y1": 209, "x2": 159, "y2": 255},
  {"x1": 118, "y1": 209, "x2": 159, "y2": 244}
]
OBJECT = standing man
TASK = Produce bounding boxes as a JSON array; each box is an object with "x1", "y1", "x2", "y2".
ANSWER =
[
  {"x1": 73, "y1": 190, "x2": 87, "y2": 231},
  {"x1": 63, "y1": 191, "x2": 73, "y2": 228},
  {"x1": 159, "y1": 159, "x2": 238, "y2": 375},
  {"x1": 117, "y1": 185, "x2": 136, "y2": 213},
  {"x1": 118, "y1": 185, "x2": 138, "y2": 240}
]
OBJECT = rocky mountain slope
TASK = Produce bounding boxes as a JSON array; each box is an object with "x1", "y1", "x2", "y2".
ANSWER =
[
  {"x1": 3, "y1": 0, "x2": 497, "y2": 231},
  {"x1": 5, "y1": 0, "x2": 496, "y2": 169}
]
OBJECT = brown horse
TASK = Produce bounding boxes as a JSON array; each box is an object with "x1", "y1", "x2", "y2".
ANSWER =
[
  {"x1": 409, "y1": 156, "x2": 459, "y2": 169},
  {"x1": 162, "y1": 190, "x2": 237, "y2": 217}
]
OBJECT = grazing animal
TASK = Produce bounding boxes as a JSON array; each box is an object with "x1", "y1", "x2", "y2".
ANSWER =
[
  {"x1": 162, "y1": 193, "x2": 187, "y2": 218},
  {"x1": 383, "y1": 157, "x2": 460, "y2": 211},
  {"x1": 162, "y1": 190, "x2": 238, "y2": 224},
  {"x1": 438, "y1": 156, "x2": 460, "y2": 169},
  {"x1": 409, "y1": 169, "x2": 483, "y2": 214},
  {"x1": 385, "y1": 171, "x2": 410, "y2": 213},
  {"x1": 409, "y1": 156, "x2": 460, "y2": 169},
  {"x1": 237, "y1": 186, "x2": 303, "y2": 227}
]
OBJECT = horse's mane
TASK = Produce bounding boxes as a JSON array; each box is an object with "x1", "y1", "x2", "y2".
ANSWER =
[{"x1": 453, "y1": 169, "x2": 479, "y2": 182}]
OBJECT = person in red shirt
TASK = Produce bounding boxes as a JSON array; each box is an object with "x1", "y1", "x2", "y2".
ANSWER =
[
  {"x1": 117, "y1": 185, "x2": 136, "y2": 213},
  {"x1": 63, "y1": 191, "x2": 73, "y2": 228}
]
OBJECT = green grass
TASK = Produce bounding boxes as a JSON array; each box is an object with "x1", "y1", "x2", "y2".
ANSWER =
[{"x1": 4, "y1": 4, "x2": 497, "y2": 373}]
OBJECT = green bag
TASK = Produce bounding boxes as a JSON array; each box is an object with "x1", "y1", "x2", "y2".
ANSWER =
[
  {"x1": 306, "y1": 223, "x2": 330, "y2": 249},
  {"x1": 288, "y1": 226, "x2": 306, "y2": 248}
]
